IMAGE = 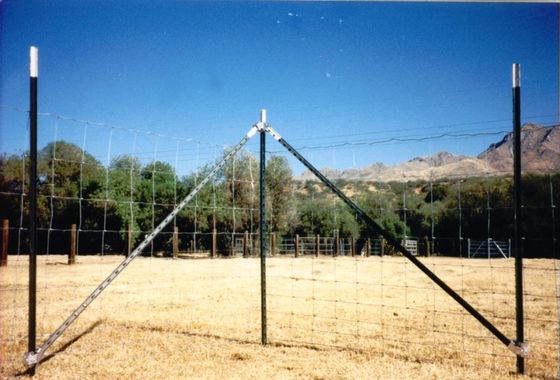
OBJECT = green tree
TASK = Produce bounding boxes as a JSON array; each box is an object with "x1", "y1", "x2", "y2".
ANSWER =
[
  {"x1": 136, "y1": 161, "x2": 178, "y2": 254},
  {"x1": 105, "y1": 155, "x2": 143, "y2": 243},
  {"x1": 222, "y1": 151, "x2": 259, "y2": 233},
  {"x1": 296, "y1": 197, "x2": 360, "y2": 237},
  {"x1": 357, "y1": 188, "x2": 409, "y2": 239},
  {"x1": 266, "y1": 155, "x2": 295, "y2": 234}
]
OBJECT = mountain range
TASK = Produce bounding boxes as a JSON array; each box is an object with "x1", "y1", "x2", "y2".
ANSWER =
[{"x1": 296, "y1": 124, "x2": 560, "y2": 182}]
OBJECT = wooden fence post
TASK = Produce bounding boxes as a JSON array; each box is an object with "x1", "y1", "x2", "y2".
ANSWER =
[
  {"x1": 366, "y1": 238, "x2": 371, "y2": 257},
  {"x1": 351, "y1": 236, "x2": 355, "y2": 257},
  {"x1": 315, "y1": 234, "x2": 320, "y2": 257},
  {"x1": 211, "y1": 228, "x2": 217, "y2": 258},
  {"x1": 1, "y1": 219, "x2": 8, "y2": 267},
  {"x1": 380, "y1": 238, "x2": 385, "y2": 257},
  {"x1": 271, "y1": 233, "x2": 276, "y2": 256},
  {"x1": 243, "y1": 231, "x2": 249, "y2": 258},
  {"x1": 424, "y1": 236, "x2": 431, "y2": 257},
  {"x1": 68, "y1": 224, "x2": 77, "y2": 265},
  {"x1": 127, "y1": 223, "x2": 133, "y2": 257},
  {"x1": 173, "y1": 227, "x2": 179, "y2": 259},
  {"x1": 294, "y1": 234, "x2": 299, "y2": 258},
  {"x1": 334, "y1": 236, "x2": 340, "y2": 257}
]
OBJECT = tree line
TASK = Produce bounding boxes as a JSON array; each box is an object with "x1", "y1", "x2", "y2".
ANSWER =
[{"x1": 0, "y1": 141, "x2": 558, "y2": 257}]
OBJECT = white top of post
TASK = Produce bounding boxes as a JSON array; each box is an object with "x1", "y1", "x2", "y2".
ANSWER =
[
  {"x1": 260, "y1": 109, "x2": 267, "y2": 124},
  {"x1": 512, "y1": 63, "x2": 520, "y2": 88},
  {"x1": 30, "y1": 46, "x2": 38, "y2": 78}
]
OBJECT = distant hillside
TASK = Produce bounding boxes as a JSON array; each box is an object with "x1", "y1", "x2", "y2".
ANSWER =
[
  {"x1": 479, "y1": 123, "x2": 560, "y2": 173},
  {"x1": 296, "y1": 124, "x2": 560, "y2": 182}
]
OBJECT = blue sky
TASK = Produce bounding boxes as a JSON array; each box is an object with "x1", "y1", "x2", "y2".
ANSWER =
[{"x1": 1, "y1": 1, "x2": 558, "y2": 175}]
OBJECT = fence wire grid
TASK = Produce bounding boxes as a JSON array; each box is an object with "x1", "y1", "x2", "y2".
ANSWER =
[{"x1": 0, "y1": 107, "x2": 558, "y2": 378}]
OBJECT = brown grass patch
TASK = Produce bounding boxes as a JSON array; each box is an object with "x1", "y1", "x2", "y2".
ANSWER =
[{"x1": 0, "y1": 255, "x2": 557, "y2": 379}]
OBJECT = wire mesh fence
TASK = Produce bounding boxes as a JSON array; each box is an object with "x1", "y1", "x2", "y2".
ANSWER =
[
  {"x1": 0, "y1": 107, "x2": 559, "y2": 378},
  {"x1": 263, "y1": 120, "x2": 559, "y2": 378}
]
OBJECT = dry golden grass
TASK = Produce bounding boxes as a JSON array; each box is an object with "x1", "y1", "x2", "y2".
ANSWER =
[{"x1": 0, "y1": 255, "x2": 557, "y2": 379}]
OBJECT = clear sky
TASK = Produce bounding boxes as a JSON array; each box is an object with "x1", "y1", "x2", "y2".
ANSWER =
[{"x1": 1, "y1": 1, "x2": 558, "y2": 175}]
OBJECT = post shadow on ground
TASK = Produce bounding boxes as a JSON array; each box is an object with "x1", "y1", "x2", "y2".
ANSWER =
[{"x1": 16, "y1": 320, "x2": 103, "y2": 377}]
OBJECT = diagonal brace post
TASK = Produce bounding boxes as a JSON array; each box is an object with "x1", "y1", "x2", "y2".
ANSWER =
[
  {"x1": 24, "y1": 125, "x2": 260, "y2": 366},
  {"x1": 264, "y1": 124, "x2": 527, "y2": 357}
]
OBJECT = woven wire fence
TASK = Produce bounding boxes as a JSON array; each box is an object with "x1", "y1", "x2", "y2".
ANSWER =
[
  {"x1": 0, "y1": 108, "x2": 265, "y2": 374},
  {"x1": 264, "y1": 123, "x2": 559, "y2": 379},
  {"x1": 0, "y1": 107, "x2": 558, "y2": 378}
]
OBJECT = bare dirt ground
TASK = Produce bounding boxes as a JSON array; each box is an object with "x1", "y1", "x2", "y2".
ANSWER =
[{"x1": 0, "y1": 255, "x2": 558, "y2": 379}]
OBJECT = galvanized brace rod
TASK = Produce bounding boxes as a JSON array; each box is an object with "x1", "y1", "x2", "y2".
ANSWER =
[
  {"x1": 25, "y1": 125, "x2": 260, "y2": 366},
  {"x1": 264, "y1": 125, "x2": 527, "y2": 357}
]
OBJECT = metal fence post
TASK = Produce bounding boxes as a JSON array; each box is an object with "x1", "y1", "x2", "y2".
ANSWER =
[
  {"x1": 28, "y1": 47, "x2": 39, "y2": 366},
  {"x1": 259, "y1": 110, "x2": 267, "y2": 345},
  {"x1": 513, "y1": 63, "x2": 525, "y2": 374}
]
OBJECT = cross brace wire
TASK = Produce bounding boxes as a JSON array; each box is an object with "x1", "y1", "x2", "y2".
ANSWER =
[
  {"x1": 24, "y1": 125, "x2": 260, "y2": 366},
  {"x1": 263, "y1": 124, "x2": 528, "y2": 358}
]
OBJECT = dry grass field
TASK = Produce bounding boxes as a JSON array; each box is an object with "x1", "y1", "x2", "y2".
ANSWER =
[{"x1": 0, "y1": 255, "x2": 558, "y2": 379}]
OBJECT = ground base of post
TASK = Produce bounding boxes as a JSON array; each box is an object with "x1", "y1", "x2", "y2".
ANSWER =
[
  {"x1": 508, "y1": 340, "x2": 528, "y2": 357},
  {"x1": 24, "y1": 351, "x2": 40, "y2": 366}
]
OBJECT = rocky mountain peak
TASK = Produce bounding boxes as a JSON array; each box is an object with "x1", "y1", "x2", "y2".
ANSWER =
[{"x1": 296, "y1": 124, "x2": 559, "y2": 182}]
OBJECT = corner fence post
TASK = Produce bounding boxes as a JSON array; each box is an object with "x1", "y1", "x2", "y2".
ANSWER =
[{"x1": 513, "y1": 63, "x2": 525, "y2": 375}]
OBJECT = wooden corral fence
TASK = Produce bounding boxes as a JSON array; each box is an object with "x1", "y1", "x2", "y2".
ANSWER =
[{"x1": 0, "y1": 219, "x2": 436, "y2": 264}]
